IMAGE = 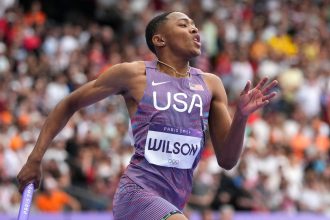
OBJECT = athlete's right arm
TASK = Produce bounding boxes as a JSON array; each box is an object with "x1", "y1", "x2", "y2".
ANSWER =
[{"x1": 17, "y1": 62, "x2": 138, "y2": 193}]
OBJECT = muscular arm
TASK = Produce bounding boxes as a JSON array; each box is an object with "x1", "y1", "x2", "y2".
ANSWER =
[
  {"x1": 18, "y1": 61, "x2": 146, "y2": 192},
  {"x1": 206, "y1": 74, "x2": 247, "y2": 170},
  {"x1": 28, "y1": 62, "x2": 138, "y2": 162},
  {"x1": 205, "y1": 74, "x2": 277, "y2": 170}
]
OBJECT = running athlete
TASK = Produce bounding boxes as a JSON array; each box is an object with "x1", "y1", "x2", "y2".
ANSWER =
[{"x1": 17, "y1": 12, "x2": 277, "y2": 220}]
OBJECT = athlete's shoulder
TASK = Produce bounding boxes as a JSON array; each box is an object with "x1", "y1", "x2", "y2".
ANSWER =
[
  {"x1": 191, "y1": 68, "x2": 217, "y2": 79},
  {"x1": 199, "y1": 71, "x2": 222, "y2": 85},
  {"x1": 199, "y1": 71, "x2": 225, "y2": 96},
  {"x1": 114, "y1": 61, "x2": 146, "y2": 77},
  {"x1": 96, "y1": 61, "x2": 146, "y2": 91}
]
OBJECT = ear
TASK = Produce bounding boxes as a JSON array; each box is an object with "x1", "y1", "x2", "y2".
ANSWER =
[{"x1": 152, "y1": 34, "x2": 166, "y2": 48}]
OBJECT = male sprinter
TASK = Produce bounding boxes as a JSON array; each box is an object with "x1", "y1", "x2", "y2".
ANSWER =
[{"x1": 17, "y1": 12, "x2": 277, "y2": 220}]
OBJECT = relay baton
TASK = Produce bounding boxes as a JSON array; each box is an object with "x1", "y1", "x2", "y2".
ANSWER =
[{"x1": 17, "y1": 183, "x2": 34, "y2": 220}]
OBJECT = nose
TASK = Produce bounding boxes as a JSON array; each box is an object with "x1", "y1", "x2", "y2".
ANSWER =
[{"x1": 191, "y1": 26, "x2": 198, "y2": 34}]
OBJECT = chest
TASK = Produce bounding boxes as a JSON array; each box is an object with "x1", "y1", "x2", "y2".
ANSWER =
[{"x1": 150, "y1": 75, "x2": 209, "y2": 115}]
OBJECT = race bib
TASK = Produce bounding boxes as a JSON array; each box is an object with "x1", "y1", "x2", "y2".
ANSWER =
[{"x1": 144, "y1": 124, "x2": 203, "y2": 169}]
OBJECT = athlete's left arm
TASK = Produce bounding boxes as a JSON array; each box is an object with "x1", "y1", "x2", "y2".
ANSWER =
[{"x1": 204, "y1": 74, "x2": 277, "y2": 170}]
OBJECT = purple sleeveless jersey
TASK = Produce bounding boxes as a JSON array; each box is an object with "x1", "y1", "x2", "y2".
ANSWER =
[{"x1": 124, "y1": 60, "x2": 212, "y2": 210}]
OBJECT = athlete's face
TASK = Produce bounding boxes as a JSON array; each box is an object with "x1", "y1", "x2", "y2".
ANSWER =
[{"x1": 161, "y1": 12, "x2": 201, "y2": 57}]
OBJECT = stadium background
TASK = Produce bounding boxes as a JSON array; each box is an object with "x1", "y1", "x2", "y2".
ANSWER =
[{"x1": 0, "y1": 0, "x2": 330, "y2": 219}]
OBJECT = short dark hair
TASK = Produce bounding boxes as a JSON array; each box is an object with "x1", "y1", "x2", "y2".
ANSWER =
[{"x1": 145, "y1": 12, "x2": 173, "y2": 54}]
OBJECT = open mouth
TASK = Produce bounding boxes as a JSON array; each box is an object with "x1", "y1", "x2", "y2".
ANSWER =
[
  {"x1": 193, "y1": 35, "x2": 201, "y2": 43},
  {"x1": 193, "y1": 35, "x2": 201, "y2": 47}
]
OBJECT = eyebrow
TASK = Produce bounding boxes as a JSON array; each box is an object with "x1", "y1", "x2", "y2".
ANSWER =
[{"x1": 177, "y1": 18, "x2": 196, "y2": 26}]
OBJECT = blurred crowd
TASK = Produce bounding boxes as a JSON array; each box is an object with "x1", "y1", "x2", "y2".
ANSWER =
[{"x1": 0, "y1": 0, "x2": 329, "y2": 218}]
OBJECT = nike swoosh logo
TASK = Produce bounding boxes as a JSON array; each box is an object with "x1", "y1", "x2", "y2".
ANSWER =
[{"x1": 151, "y1": 80, "x2": 170, "y2": 86}]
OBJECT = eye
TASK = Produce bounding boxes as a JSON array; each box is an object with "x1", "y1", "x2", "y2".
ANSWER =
[{"x1": 179, "y1": 23, "x2": 187, "y2": 27}]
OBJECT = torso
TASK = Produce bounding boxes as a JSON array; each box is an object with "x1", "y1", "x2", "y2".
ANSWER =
[{"x1": 121, "y1": 60, "x2": 212, "y2": 209}]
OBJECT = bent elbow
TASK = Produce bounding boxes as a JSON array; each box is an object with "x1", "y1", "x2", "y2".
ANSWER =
[
  {"x1": 217, "y1": 159, "x2": 238, "y2": 170},
  {"x1": 219, "y1": 163, "x2": 235, "y2": 171}
]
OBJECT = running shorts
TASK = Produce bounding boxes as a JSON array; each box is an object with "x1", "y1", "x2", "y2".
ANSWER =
[{"x1": 113, "y1": 175, "x2": 182, "y2": 220}]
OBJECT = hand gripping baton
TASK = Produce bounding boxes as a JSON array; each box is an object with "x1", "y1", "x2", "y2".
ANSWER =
[{"x1": 17, "y1": 183, "x2": 34, "y2": 220}]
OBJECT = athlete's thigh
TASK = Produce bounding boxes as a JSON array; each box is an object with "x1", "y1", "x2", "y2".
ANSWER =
[{"x1": 166, "y1": 213, "x2": 188, "y2": 220}]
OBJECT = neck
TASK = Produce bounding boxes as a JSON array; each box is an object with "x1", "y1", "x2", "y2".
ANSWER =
[{"x1": 156, "y1": 56, "x2": 190, "y2": 78}]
